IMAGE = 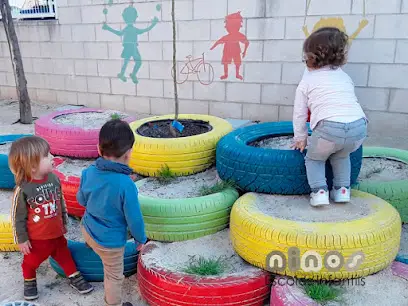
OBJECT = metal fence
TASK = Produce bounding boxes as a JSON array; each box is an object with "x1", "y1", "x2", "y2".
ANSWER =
[{"x1": 3, "y1": 0, "x2": 57, "y2": 20}]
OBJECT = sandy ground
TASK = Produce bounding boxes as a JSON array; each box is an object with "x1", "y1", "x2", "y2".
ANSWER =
[
  {"x1": 56, "y1": 158, "x2": 95, "y2": 177},
  {"x1": 1, "y1": 99, "x2": 408, "y2": 305},
  {"x1": 53, "y1": 110, "x2": 128, "y2": 130}
]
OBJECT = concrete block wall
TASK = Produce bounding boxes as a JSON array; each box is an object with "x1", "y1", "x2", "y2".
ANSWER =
[{"x1": 0, "y1": 0, "x2": 407, "y2": 135}]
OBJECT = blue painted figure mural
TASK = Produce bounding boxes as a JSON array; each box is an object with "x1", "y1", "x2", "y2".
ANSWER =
[{"x1": 102, "y1": 6, "x2": 160, "y2": 84}]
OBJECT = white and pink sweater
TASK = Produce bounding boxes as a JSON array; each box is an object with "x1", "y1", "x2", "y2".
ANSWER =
[{"x1": 293, "y1": 66, "x2": 367, "y2": 142}]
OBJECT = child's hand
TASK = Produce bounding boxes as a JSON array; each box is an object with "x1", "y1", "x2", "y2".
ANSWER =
[
  {"x1": 137, "y1": 243, "x2": 145, "y2": 252},
  {"x1": 292, "y1": 140, "x2": 307, "y2": 153},
  {"x1": 19, "y1": 240, "x2": 32, "y2": 255}
]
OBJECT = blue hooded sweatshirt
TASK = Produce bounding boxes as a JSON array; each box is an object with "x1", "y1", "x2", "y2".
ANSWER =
[{"x1": 77, "y1": 158, "x2": 147, "y2": 248}]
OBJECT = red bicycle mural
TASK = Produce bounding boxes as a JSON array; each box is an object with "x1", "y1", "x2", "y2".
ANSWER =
[{"x1": 171, "y1": 53, "x2": 215, "y2": 85}]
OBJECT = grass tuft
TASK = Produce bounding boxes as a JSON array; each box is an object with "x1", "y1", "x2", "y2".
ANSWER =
[
  {"x1": 157, "y1": 164, "x2": 176, "y2": 183},
  {"x1": 110, "y1": 113, "x2": 121, "y2": 120},
  {"x1": 199, "y1": 180, "x2": 236, "y2": 196},
  {"x1": 183, "y1": 255, "x2": 229, "y2": 276},
  {"x1": 302, "y1": 281, "x2": 344, "y2": 303}
]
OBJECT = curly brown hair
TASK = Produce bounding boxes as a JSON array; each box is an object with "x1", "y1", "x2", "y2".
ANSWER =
[{"x1": 303, "y1": 27, "x2": 349, "y2": 69}]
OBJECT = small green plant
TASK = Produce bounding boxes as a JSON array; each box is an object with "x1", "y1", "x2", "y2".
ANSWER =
[
  {"x1": 183, "y1": 255, "x2": 229, "y2": 276},
  {"x1": 157, "y1": 164, "x2": 176, "y2": 183},
  {"x1": 199, "y1": 180, "x2": 236, "y2": 196},
  {"x1": 110, "y1": 113, "x2": 121, "y2": 120},
  {"x1": 302, "y1": 281, "x2": 344, "y2": 304}
]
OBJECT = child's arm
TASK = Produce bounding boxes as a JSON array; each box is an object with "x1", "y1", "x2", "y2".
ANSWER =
[
  {"x1": 136, "y1": 17, "x2": 159, "y2": 34},
  {"x1": 240, "y1": 34, "x2": 249, "y2": 58},
  {"x1": 102, "y1": 23, "x2": 124, "y2": 36},
  {"x1": 11, "y1": 189, "x2": 31, "y2": 254},
  {"x1": 210, "y1": 37, "x2": 226, "y2": 50},
  {"x1": 293, "y1": 82, "x2": 309, "y2": 148},
  {"x1": 76, "y1": 171, "x2": 87, "y2": 207},
  {"x1": 122, "y1": 181, "x2": 147, "y2": 245}
]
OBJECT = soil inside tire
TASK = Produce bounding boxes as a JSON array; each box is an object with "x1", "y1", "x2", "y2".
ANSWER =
[
  {"x1": 52, "y1": 110, "x2": 128, "y2": 129},
  {"x1": 138, "y1": 168, "x2": 219, "y2": 199},
  {"x1": 136, "y1": 119, "x2": 212, "y2": 138},
  {"x1": 255, "y1": 193, "x2": 372, "y2": 222},
  {"x1": 359, "y1": 158, "x2": 408, "y2": 182},
  {"x1": 55, "y1": 158, "x2": 95, "y2": 177},
  {"x1": 0, "y1": 142, "x2": 12, "y2": 154},
  {"x1": 141, "y1": 229, "x2": 261, "y2": 277},
  {"x1": 249, "y1": 135, "x2": 297, "y2": 150}
]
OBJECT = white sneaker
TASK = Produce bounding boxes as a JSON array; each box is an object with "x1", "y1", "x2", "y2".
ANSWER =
[
  {"x1": 310, "y1": 189, "x2": 330, "y2": 207},
  {"x1": 330, "y1": 187, "x2": 351, "y2": 203}
]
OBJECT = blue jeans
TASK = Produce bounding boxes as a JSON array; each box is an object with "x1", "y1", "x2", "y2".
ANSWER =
[{"x1": 305, "y1": 118, "x2": 367, "y2": 192}]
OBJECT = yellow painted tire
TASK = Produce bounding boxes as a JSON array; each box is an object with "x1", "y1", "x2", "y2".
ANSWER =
[
  {"x1": 129, "y1": 114, "x2": 233, "y2": 176},
  {"x1": 230, "y1": 190, "x2": 401, "y2": 280},
  {"x1": 0, "y1": 215, "x2": 18, "y2": 252}
]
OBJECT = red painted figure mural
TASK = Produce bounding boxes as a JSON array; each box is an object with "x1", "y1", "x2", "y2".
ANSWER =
[{"x1": 210, "y1": 11, "x2": 249, "y2": 81}]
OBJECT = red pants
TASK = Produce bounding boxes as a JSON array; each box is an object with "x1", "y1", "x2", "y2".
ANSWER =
[{"x1": 22, "y1": 236, "x2": 77, "y2": 280}]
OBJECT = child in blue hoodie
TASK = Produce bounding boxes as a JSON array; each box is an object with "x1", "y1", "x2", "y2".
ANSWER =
[{"x1": 77, "y1": 119, "x2": 147, "y2": 306}]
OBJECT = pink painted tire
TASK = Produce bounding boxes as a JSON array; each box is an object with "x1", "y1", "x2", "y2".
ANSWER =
[
  {"x1": 270, "y1": 277, "x2": 318, "y2": 306},
  {"x1": 35, "y1": 108, "x2": 135, "y2": 158}
]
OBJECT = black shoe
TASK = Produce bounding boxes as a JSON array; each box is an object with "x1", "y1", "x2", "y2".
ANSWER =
[
  {"x1": 24, "y1": 279, "x2": 39, "y2": 300},
  {"x1": 122, "y1": 303, "x2": 133, "y2": 306},
  {"x1": 69, "y1": 272, "x2": 94, "y2": 294}
]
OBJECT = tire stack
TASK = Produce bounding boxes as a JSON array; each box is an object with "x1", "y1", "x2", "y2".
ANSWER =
[
  {"x1": 129, "y1": 115, "x2": 274, "y2": 305},
  {"x1": 38, "y1": 108, "x2": 139, "y2": 282},
  {"x1": 215, "y1": 121, "x2": 402, "y2": 304}
]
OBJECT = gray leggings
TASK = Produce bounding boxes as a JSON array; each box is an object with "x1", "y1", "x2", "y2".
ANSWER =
[{"x1": 305, "y1": 118, "x2": 367, "y2": 192}]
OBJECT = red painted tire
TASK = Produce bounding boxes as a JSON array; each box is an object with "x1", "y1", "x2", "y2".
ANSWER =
[
  {"x1": 35, "y1": 108, "x2": 135, "y2": 158},
  {"x1": 137, "y1": 244, "x2": 271, "y2": 306},
  {"x1": 53, "y1": 157, "x2": 84, "y2": 217},
  {"x1": 270, "y1": 277, "x2": 318, "y2": 306}
]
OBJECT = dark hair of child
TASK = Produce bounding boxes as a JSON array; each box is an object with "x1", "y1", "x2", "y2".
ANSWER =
[
  {"x1": 99, "y1": 119, "x2": 135, "y2": 158},
  {"x1": 303, "y1": 27, "x2": 349, "y2": 70}
]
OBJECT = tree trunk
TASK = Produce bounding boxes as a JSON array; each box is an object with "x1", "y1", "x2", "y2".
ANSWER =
[
  {"x1": 0, "y1": 0, "x2": 32, "y2": 124},
  {"x1": 171, "y1": 0, "x2": 179, "y2": 120}
]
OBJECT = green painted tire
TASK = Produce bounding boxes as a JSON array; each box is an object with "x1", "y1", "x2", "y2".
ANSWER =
[
  {"x1": 136, "y1": 179, "x2": 239, "y2": 242},
  {"x1": 353, "y1": 147, "x2": 408, "y2": 222}
]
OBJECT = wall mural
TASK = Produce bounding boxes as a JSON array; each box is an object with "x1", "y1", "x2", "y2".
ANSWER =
[
  {"x1": 173, "y1": 53, "x2": 215, "y2": 85},
  {"x1": 302, "y1": 0, "x2": 369, "y2": 45},
  {"x1": 210, "y1": 11, "x2": 249, "y2": 81},
  {"x1": 102, "y1": 2, "x2": 161, "y2": 84}
]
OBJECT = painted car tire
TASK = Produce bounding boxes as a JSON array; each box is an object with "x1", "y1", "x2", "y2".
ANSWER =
[
  {"x1": 0, "y1": 214, "x2": 19, "y2": 252},
  {"x1": 137, "y1": 242, "x2": 271, "y2": 306},
  {"x1": 353, "y1": 147, "x2": 408, "y2": 223},
  {"x1": 1, "y1": 302, "x2": 39, "y2": 306},
  {"x1": 216, "y1": 121, "x2": 363, "y2": 195},
  {"x1": 52, "y1": 157, "x2": 88, "y2": 217},
  {"x1": 129, "y1": 114, "x2": 233, "y2": 176},
  {"x1": 230, "y1": 190, "x2": 401, "y2": 280},
  {"x1": 49, "y1": 239, "x2": 139, "y2": 282},
  {"x1": 35, "y1": 108, "x2": 134, "y2": 158},
  {"x1": 270, "y1": 276, "x2": 319, "y2": 306},
  {"x1": 0, "y1": 134, "x2": 32, "y2": 189},
  {"x1": 136, "y1": 179, "x2": 239, "y2": 241}
]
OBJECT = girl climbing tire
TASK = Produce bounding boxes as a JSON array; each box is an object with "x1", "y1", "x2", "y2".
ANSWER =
[
  {"x1": 35, "y1": 108, "x2": 134, "y2": 158},
  {"x1": 136, "y1": 179, "x2": 239, "y2": 241},
  {"x1": 0, "y1": 134, "x2": 32, "y2": 189},
  {"x1": 230, "y1": 190, "x2": 401, "y2": 280},
  {"x1": 216, "y1": 121, "x2": 363, "y2": 195},
  {"x1": 353, "y1": 147, "x2": 408, "y2": 223},
  {"x1": 0, "y1": 214, "x2": 19, "y2": 252},
  {"x1": 129, "y1": 114, "x2": 233, "y2": 176},
  {"x1": 49, "y1": 240, "x2": 139, "y2": 282},
  {"x1": 137, "y1": 241, "x2": 271, "y2": 306}
]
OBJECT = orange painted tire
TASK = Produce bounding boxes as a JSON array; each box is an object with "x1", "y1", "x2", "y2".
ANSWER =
[
  {"x1": 137, "y1": 243, "x2": 271, "y2": 306},
  {"x1": 53, "y1": 157, "x2": 84, "y2": 217}
]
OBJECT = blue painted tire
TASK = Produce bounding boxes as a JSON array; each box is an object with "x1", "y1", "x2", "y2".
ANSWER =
[
  {"x1": 49, "y1": 240, "x2": 139, "y2": 282},
  {"x1": 0, "y1": 134, "x2": 32, "y2": 189},
  {"x1": 216, "y1": 121, "x2": 363, "y2": 195},
  {"x1": 396, "y1": 254, "x2": 408, "y2": 265}
]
